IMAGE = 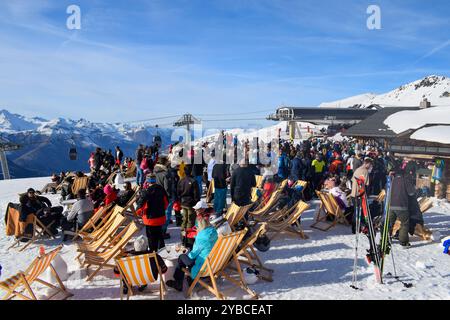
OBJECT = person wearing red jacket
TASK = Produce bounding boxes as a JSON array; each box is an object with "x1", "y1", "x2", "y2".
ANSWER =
[{"x1": 136, "y1": 173, "x2": 169, "y2": 252}]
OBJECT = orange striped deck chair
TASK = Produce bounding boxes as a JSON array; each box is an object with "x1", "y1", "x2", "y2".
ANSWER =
[
  {"x1": 184, "y1": 229, "x2": 258, "y2": 300},
  {"x1": 115, "y1": 253, "x2": 166, "y2": 300},
  {"x1": 71, "y1": 176, "x2": 89, "y2": 195},
  {"x1": 0, "y1": 246, "x2": 73, "y2": 300},
  {"x1": 72, "y1": 203, "x2": 114, "y2": 241},
  {"x1": 83, "y1": 221, "x2": 141, "y2": 281},
  {"x1": 266, "y1": 201, "x2": 310, "y2": 240},
  {"x1": 231, "y1": 223, "x2": 273, "y2": 282},
  {"x1": 6, "y1": 205, "x2": 56, "y2": 252},
  {"x1": 75, "y1": 212, "x2": 127, "y2": 263},
  {"x1": 311, "y1": 191, "x2": 349, "y2": 231},
  {"x1": 249, "y1": 189, "x2": 282, "y2": 221}
]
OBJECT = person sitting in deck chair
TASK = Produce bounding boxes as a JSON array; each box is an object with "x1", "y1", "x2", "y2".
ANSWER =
[
  {"x1": 19, "y1": 188, "x2": 63, "y2": 235},
  {"x1": 117, "y1": 182, "x2": 134, "y2": 207},
  {"x1": 61, "y1": 189, "x2": 94, "y2": 241},
  {"x1": 113, "y1": 235, "x2": 168, "y2": 295},
  {"x1": 40, "y1": 173, "x2": 61, "y2": 194},
  {"x1": 165, "y1": 208, "x2": 218, "y2": 292}
]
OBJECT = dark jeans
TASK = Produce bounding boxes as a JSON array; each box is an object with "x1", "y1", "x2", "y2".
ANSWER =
[
  {"x1": 145, "y1": 225, "x2": 165, "y2": 252},
  {"x1": 389, "y1": 209, "x2": 410, "y2": 244},
  {"x1": 173, "y1": 253, "x2": 195, "y2": 284},
  {"x1": 37, "y1": 206, "x2": 64, "y2": 231}
]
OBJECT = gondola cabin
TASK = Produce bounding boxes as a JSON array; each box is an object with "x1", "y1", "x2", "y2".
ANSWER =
[{"x1": 69, "y1": 147, "x2": 77, "y2": 160}]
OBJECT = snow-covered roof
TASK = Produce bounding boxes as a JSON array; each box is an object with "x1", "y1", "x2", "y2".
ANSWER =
[
  {"x1": 383, "y1": 106, "x2": 450, "y2": 134},
  {"x1": 410, "y1": 125, "x2": 450, "y2": 145}
]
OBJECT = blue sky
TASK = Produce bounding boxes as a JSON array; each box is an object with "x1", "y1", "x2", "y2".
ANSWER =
[{"x1": 0, "y1": 0, "x2": 449, "y2": 128}]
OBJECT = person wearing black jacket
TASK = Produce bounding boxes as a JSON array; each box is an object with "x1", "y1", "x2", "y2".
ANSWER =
[
  {"x1": 94, "y1": 148, "x2": 103, "y2": 172},
  {"x1": 136, "y1": 174, "x2": 169, "y2": 252},
  {"x1": 177, "y1": 166, "x2": 200, "y2": 235},
  {"x1": 19, "y1": 188, "x2": 63, "y2": 234},
  {"x1": 389, "y1": 169, "x2": 417, "y2": 247},
  {"x1": 230, "y1": 160, "x2": 256, "y2": 206},
  {"x1": 154, "y1": 157, "x2": 176, "y2": 239},
  {"x1": 289, "y1": 151, "x2": 305, "y2": 182},
  {"x1": 212, "y1": 161, "x2": 228, "y2": 214}
]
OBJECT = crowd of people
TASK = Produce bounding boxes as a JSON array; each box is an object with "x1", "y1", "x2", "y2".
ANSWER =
[{"x1": 10, "y1": 130, "x2": 436, "y2": 295}]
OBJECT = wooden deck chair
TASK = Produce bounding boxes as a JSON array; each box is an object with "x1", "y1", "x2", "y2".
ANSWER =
[
  {"x1": 418, "y1": 197, "x2": 433, "y2": 214},
  {"x1": 106, "y1": 172, "x2": 117, "y2": 185},
  {"x1": 76, "y1": 213, "x2": 128, "y2": 263},
  {"x1": 251, "y1": 187, "x2": 261, "y2": 203},
  {"x1": 0, "y1": 246, "x2": 73, "y2": 300},
  {"x1": 6, "y1": 206, "x2": 56, "y2": 252},
  {"x1": 311, "y1": 191, "x2": 348, "y2": 231},
  {"x1": 231, "y1": 223, "x2": 274, "y2": 282},
  {"x1": 249, "y1": 190, "x2": 282, "y2": 221},
  {"x1": 123, "y1": 188, "x2": 140, "y2": 217},
  {"x1": 225, "y1": 203, "x2": 253, "y2": 230},
  {"x1": 375, "y1": 189, "x2": 386, "y2": 203},
  {"x1": 71, "y1": 176, "x2": 89, "y2": 195},
  {"x1": 206, "y1": 179, "x2": 215, "y2": 204},
  {"x1": 293, "y1": 180, "x2": 308, "y2": 197},
  {"x1": 265, "y1": 201, "x2": 310, "y2": 240},
  {"x1": 83, "y1": 221, "x2": 141, "y2": 281},
  {"x1": 255, "y1": 175, "x2": 264, "y2": 188},
  {"x1": 277, "y1": 179, "x2": 288, "y2": 191},
  {"x1": 184, "y1": 229, "x2": 258, "y2": 300},
  {"x1": 115, "y1": 253, "x2": 166, "y2": 300},
  {"x1": 72, "y1": 203, "x2": 114, "y2": 241},
  {"x1": 76, "y1": 205, "x2": 124, "y2": 242}
]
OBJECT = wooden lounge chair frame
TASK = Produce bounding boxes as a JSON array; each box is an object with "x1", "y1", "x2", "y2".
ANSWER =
[
  {"x1": 76, "y1": 205, "x2": 124, "y2": 242},
  {"x1": 265, "y1": 201, "x2": 310, "y2": 240},
  {"x1": 310, "y1": 191, "x2": 349, "y2": 231},
  {"x1": 71, "y1": 176, "x2": 89, "y2": 195},
  {"x1": 0, "y1": 246, "x2": 73, "y2": 300},
  {"x1": 115, "y1": 253, "x2": 166, "y2": 300},
  {"x1": 183, "y1": 230, "x2": 258, "y2": 300},
  {"x1": 71, "y1": 203, "x2": 115, "y2": 241},
  {"x1": 82, "y1": 221, "x2": 140, "y2": 281},
  {"x1": 224, "y1": 203, "x2": 253, "y2": 230},
  {"x1": 230, "y1": 223, "x2": 274, "y2": 282},
  {"x1": 249, "y1": 190, "x2": 282, "y2": 221},
  {"x1": 7, "y1": 209, "x2": 56, "y2": 252}
]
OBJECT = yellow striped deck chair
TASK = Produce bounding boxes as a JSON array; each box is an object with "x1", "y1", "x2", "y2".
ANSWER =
[
  {"x1": 230, "y1": 223, "x2": 273, "y2": 282},
  {"x1": 0, "y1": 246, "x2": 72, "y2": 300},
  {"x1": 71, "y1": 176, "x2": 89, "y2": 195},
  {"x1": 276, "y1": 179, "x2": 288, "y2": 191},
  {"x1": 311, "y1": 191, "x2": 349, "y2": 231},
  {"x1": 83, "y1": 221, "x2": 141, "y2": 281},
  {"x1": 72, "y1": 203, "x2": 114, "y2": 241},
  {"x1": 251, "y1": 187, "x2": 262, "y2": 203},
  {"x1": 75, "y1": 213, "x2": 127, "y2": 263},
  {"x1": 184, "y1": 229, "x2": 258, "y2": 300},
  {"x1": 266, "y1": 201, "x2": 310, "y2": 240},
  {"x1": 115, "y1": 253, "x2": 166, "y2": 300}
]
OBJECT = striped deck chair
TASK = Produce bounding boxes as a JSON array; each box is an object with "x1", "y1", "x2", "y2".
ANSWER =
[
  {"x1": 72, "y1": 203, "x2": 114, "y2": 241},
  {"x1": 276, "y1": 179, "x2": 288, "y2": 191},
  {"x1": 184, "y1": 229, "x2": 258, "y2": 300},
  {"x1": 311, "y1": 191, "x2": 348, "y2": 231},
  {"x1": 125, "y1": 162, "x2": 136, "y2": 178},
  {"x1": 225, "y1": 203, "x2": 253, "y2": 230},
  {"x1": 115, "y1": 253, "x2": 166, "y2": 300},
  {"x1": 71, "y1": 176, "x2": 89, "y2": 195},
  {"x1": 249, "y1": 190, "x2": 282, "y2": 222},
  {"x1": 0, "y1": 246, "x2": 73, "y2": 300},
  {"x1": 230, "y1": 223, "x2": 274, "y2": 282},
  {"x1": 123, "y1": 187, "x2": 140, "y2": 217},
  {"x1": 266, "y1": 201, "x2": 310, "y2": 240},
  {"x1": 6, "y1": 205, "x2": 56, "y2": 252},
  {"x1": 76, "y1": 213, "x2": 127, "y2": 263},
  {"x1": 83, "y1": 221, "x2": 141, "y2": 281}
]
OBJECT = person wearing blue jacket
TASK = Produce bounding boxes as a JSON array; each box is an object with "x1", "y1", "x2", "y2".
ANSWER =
[{"x1": 166, "y1": 202, "x2": 218, "y2": 292}]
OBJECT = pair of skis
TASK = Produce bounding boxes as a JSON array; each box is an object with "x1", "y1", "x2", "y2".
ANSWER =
[{"x1": 351, "y1": 175, "x2": 412, "y2": 290}]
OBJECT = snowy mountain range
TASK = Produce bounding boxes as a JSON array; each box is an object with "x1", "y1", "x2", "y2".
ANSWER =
[
  {"x1": 0, "y1": 110, "x2": 175, "y2": 178},
  {"x1": 1, "y1": 75, "x2": 449, "y2": 178},
  {"x1": 319, "y1": 75, "x2": 450, "y2": 108}
]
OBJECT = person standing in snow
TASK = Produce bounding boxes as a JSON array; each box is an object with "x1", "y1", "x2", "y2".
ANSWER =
[{"x1": 230, "y1": 159, "x2": 256, "y2": 207}]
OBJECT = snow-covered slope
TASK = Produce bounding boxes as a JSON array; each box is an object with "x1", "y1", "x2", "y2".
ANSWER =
[
  {"x1": 0, "y1": 177, "x2": 448, "y2": 300},
  {"x1": 319, "y1": 75, "x2": 450, "y2": 108}
]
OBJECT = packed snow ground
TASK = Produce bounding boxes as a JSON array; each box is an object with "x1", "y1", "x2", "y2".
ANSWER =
[{"x1": 0, "y1": 177, "x2": 449, "y2": 300}]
